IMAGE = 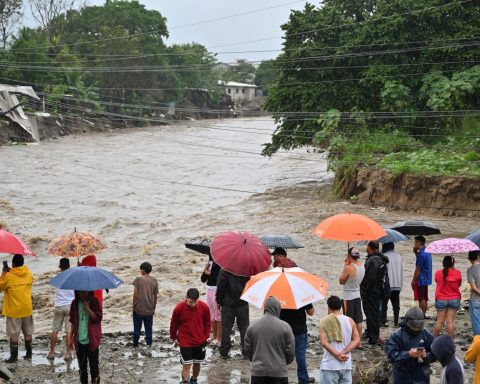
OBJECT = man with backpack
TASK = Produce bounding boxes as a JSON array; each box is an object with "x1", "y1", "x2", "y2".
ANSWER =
[{"x1": 360, "y1": 241, "x2": 390, "y2": 346}]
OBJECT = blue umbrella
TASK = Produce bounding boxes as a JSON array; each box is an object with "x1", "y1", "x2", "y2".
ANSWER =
[
  {"x1": 48, "y1": 266, "x2": 123, "y2": 291},
  {"x1": 380, "y1": 228, "x2": 410, "y2": 243},
  {"x1": 466, "y1": 230, "x2": 480, "y2": 247}
]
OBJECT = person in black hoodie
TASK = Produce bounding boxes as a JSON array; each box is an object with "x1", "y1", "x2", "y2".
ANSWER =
[
  {"x1": 431, "y1": 333, "x2": 464, "y2": 384},
  {"x1": 360, "y1": 241, "x2": 390, "y2": 345},
  {"x1": 215, "y1": 268, "x2": 250, "y2": 359}
]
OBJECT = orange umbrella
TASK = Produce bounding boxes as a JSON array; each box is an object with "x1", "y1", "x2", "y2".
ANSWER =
[
  {"x1": 312, "y1": 213, "x2": 386, "y2": 243},
  {"x1": 240, "y1": 267, "x2": 328, "y2": 309}
]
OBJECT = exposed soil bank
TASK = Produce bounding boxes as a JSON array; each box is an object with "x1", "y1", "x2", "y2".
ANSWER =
[{"x1": 337, "y1": 167, "x2": 480, "y2": 217}]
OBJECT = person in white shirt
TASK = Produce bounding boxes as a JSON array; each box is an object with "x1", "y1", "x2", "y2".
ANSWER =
[
  {"x1": 381, "y1": 242, "x2": 404, "y2": 327},
  {"x1": 319, "y1": 296, "x2": 360, "y2": 384},
  {"x1": 48, "y1": 258, "x2": 75, "y2": 360}
]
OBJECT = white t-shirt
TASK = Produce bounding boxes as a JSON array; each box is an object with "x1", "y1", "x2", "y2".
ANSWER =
[
  {"x1": 321, "y1": 314, "x2": 353, "y2": 371},
  {"x1": 55, "y1": 288, "x2": 75, "y2": 307}
]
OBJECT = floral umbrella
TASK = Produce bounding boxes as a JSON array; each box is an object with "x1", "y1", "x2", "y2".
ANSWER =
[
  {"x1": 426, "y1": 238, "x2": 479, "y2": 254},
  {"x1": 47, "y1": 229, "x2": 107, "y2": 258}
]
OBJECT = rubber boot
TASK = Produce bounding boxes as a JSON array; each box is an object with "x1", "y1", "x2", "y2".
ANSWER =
[
  {"x1": 394, "y1": 310, "x2": 400, "y2": 327},
  {"x1": 4, "y1": 342, "x2": 18, "y2": 363},
  {"x1": 24, "y1": 340, "x2": 32, "y2": 360}
]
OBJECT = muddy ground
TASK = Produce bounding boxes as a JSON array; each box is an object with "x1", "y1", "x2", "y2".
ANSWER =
[{"x1": 1, "y1": 119, "x2": 479, "y2": 383}]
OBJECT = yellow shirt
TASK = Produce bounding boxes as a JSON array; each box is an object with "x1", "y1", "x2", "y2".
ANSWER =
[
  {"x1": 465, "y1": 335, "x2": 480, "y2": 384},
  {"x1": 0, "y1": 266, "x2": 34, "y2": 318}
]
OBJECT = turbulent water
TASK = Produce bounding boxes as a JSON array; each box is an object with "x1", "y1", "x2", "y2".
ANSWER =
[{"x1": 0, "y1": 118, "x2": 479, "y2": 383}]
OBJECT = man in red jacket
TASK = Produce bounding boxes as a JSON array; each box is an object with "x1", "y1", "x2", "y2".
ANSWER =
[{"x1": 170, "y1": 288, "x2": 211, "y2": 384}]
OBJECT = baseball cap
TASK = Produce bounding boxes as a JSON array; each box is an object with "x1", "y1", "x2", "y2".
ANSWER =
[{"x1": 348, "y1": 247, "x2": 360, "y2": 259}]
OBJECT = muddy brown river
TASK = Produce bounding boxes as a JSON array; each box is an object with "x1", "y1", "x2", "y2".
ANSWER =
[{"x1": 0, "y1": 118, "x2": 478, "y2": 383}]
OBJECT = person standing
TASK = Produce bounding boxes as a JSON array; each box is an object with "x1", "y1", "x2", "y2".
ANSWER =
[
  {"x1": 200, "y1": 254, "x2": 221, "y2": 346},
  {"x1": 170, "y1": 288, "x2": 210, "y2": 384},
  {"x1": 280, "y1": 304, "x2": 315, "y2": 383},
  {"x1": 385, "y1": 307, "x2": 435, "y2": 384},
  {"x1": 381, "y1": 242, "x2": 403, "y2": 327},
  {"x1": 319, "y1": 296, "x2": 360, "y2": 384},
  {"x1": 48, "y1": 258, "x2": 75, "y2": 360},
  {"x1": 244, "y1": 296, "x2": 295, "y2": 384},
  {"x1": 467, "y1": 250, "x2": 480, "y2": 335},
  {"x1": 433, "y1": 256, "x2": 462, "y2": 337},
  {"x1": 132, "y1": 262, "x2": 158, "y2": 348},
  {"x1": 465, "y1": 335, "x2": 480, "y2": 384},
  {"x1": 215, "y1": 268, "x2": 250, "y2": 359},
  {"x1": 360, "y1": 241, "x2": 389, "y2": 345},
  {"x1": 412, "y1": 236, "x2": 432, "y2": 316},
  {"x1": 70, "y1": 291, "x2": 103, "y2": 384},
  {"x1": 0, "y1": 254, "x2": 34, "y2": 363},
  {"x1": 272, "y1": 247, "x2": 298, "y2": 268},
  {"x1": 431, "y1": 334, "x2": 464, "y2": 384},
  {"x1": 80, "y1": 255, "x2": 103, "y2": 308},
  {"x1": 339, "y1": 246, "x2": 365, "y2": 348}
]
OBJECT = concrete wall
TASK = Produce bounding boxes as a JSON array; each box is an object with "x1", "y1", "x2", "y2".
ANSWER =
[{"x1": 224, "y1": 86, "x2": 257, "y2": 103}]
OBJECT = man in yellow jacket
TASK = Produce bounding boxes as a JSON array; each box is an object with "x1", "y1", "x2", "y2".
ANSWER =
[
  {"x1": 465, "y1": 335, "x2": 480, "y2": 384},
  {"x1": 0, "y1": 254, "x2": 34, "y2": 363}
]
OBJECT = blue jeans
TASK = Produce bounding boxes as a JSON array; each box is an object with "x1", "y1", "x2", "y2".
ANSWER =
[
  {"x1": 470, "y1": 300, "x2": 480, "y2": 336},
  {"x1": 133, "y1": 312, "x2": 153, "y2": 347},
  {"x1": 295, "y1": 333, "x2": 309, "y2": 382}
]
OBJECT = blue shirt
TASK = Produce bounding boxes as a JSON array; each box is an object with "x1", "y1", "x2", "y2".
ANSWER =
[{"x1": 416, "y1": 247, "x2": 432, "y2": 287}]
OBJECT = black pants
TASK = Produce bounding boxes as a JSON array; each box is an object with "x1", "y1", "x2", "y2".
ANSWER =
[
  {"x1": 219, "y1": 303, "x2": 249, "y2": 355},
  {"x1": 362, "y1": 295, "x2": 382, "y2": 344},
  {"x1": 251, "y1": 377, "x2": 288, "y2": 384},
  {"x1": 381, "y1": 290, "x2": 401, "y2": 324},
  {"x1": 77, "y1": 343, "x2": 99, "y2": 384}
]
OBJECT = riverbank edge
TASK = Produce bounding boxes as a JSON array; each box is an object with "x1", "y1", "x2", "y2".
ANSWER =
[{"x1": 334, "y1": 166, "x2": 480, "y2": 217}]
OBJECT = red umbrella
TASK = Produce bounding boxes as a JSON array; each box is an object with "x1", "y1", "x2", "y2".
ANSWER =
[
  {"x1": 211, "y1": 231, "x2": 271, "y2": 277},
  {"x1": 0, "y1": 228, "x2": 35, "y2": 256}
]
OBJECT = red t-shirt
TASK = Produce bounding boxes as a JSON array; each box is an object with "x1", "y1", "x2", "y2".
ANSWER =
[
  {"x1": 435, "y1": 268, "x2": 462, "y2": 300},
  {"x1": 170, "y1": 300, "x2": 211, "y2": 347}
]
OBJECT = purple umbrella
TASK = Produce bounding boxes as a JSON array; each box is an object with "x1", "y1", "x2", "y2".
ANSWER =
[{"x1": 426, "y1": 238, "x2": 479, "y2": 254}]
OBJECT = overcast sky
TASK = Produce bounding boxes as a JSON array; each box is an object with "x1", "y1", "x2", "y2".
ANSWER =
[{"x1": 23, "y1": 0, "x2": 308, "y2": 63}]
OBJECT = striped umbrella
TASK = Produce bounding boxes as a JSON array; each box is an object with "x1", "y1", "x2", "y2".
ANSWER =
[{"x1": 241, "y1": 267, "x2": 328, "y2": 309}]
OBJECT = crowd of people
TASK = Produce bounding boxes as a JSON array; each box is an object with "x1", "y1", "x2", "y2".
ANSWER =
[{"x1": 1, "y1": 237, "x2": 480, "y2": 384}]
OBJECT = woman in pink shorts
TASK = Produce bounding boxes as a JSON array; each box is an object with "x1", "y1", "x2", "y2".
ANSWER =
[{"x1": 201, "y1": 255, "x2": 222, "y2": 346}]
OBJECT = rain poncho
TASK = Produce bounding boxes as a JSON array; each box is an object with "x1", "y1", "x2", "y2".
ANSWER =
[
  {"x1": 385, "y1": 317, "x2": 434, "y2": 384},
  {"x1": 431, "y1": 334, "x2": 464, "y2": 384},
  {"x1": 0, "y1": 266, "x2": 34, "y2": 318}
]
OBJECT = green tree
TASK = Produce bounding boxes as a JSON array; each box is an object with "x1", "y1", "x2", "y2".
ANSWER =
[
  {"x1": 254, "y1": 59, "x2": 277, "y2": 94},
  {"x1": 221, "y1": 59, "x2": 256, "y2": 84},
  {"x1": 0, "y1": 0, "x2": 22, "y2": 48}
]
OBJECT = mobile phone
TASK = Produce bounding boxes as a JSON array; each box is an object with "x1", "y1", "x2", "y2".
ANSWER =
[{"x1": 3, "y1": 261, "x2": 8, "y2": 270}]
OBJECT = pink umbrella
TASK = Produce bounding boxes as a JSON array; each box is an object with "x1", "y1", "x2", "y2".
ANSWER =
[
  {"x1": 0, "y1": 228, "x2": 36, "y2": 256},
  {"x1": 426, "y1": 238, "x2": 479, "y2": 254},
  {"x1": 211, "y1": 231, "x2": 271, "y2": 277}
]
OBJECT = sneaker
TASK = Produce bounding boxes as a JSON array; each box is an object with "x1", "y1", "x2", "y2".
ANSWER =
[{"x1": 190, "y1": 378, "x2": 198, "y2": 384}]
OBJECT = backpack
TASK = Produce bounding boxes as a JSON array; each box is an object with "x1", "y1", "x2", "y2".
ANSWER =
[{"x1": 379, "y1": 255, "x2": 391, "y2": 300}]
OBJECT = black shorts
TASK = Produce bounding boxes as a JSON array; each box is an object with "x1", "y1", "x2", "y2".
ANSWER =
[
  {"x1": 343, "y1": 298, "x2": 363, "y2": 324},
  {"x1": 180, "y1": 345, "x2": 206, "y2": 365}
]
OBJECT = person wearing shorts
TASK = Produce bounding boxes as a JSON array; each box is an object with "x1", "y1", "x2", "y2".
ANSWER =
[
  {"x1": 339, "y1": 247, "x2": 365, "y2": 348},
  {"x1": 170, "y1": 288, "x2": 210, "y2": 384},
  {"x1": 48, "y1": 258, "x2": 75, "y2": 360},
  {"x1": 433, "y1": 256, "x2": 462, "y2": 337},
  {"x1": 0, "y1": 254, "x2": 34, "y2": 363},
  {"x1": 201, "y1": 254, "x2": 221, "y2": 346},
  {"x1": 412, "y1": 236, "x2": 432, "y2": 316}
]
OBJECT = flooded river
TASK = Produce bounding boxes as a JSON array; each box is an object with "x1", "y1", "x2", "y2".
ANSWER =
[{"x1": 0, "y1": 118, "x2": 478, "y2": 383}]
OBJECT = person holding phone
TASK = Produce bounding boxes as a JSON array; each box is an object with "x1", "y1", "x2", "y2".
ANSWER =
[
  {"x1": 200, "y1": 254, "x2": 221, "y2": 347},
  {"x1": 0, "y1": 254, "x2": 34, "y2": 363},
  {"x1": 385, "y1": 307, "x2": 435, "y2": 384}
]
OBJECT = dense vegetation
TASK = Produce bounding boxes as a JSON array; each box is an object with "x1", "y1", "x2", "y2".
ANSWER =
[{"x1": 264, "y1": 0, "x2": 480, "y2": 178}]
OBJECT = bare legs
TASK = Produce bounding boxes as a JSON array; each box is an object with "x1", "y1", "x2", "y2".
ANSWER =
[
  {"x1": 212, "y1": 321, "x2": 222, "y2": 344},
  {"x1": 419, "y1": 300, "x2": 428, "y2": 316},
  {"x1": 434, "y1": 309, "x2": 457, "y2": 337},
  {"x1": 182, "y1": 363, "x2": 201, "y2": 382}
]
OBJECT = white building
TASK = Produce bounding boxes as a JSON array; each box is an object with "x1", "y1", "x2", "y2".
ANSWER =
[{"x1": 219, "y1": 81, "x2": 259, "y2": 103}]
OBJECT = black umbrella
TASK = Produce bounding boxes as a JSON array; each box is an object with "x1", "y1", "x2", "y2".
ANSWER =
[
  {"x1": 390, "y1": 220, "x2": 441, "y2": 236},
  {"x1": 185, "y1": 239, "x2": 211, "y2": 255},
  {"x1": 260, "y1": 234, "x2": 304, "y2": 249},
  {"x1": 466, "y1": 230, "x2": 480, "y2": 247}
]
